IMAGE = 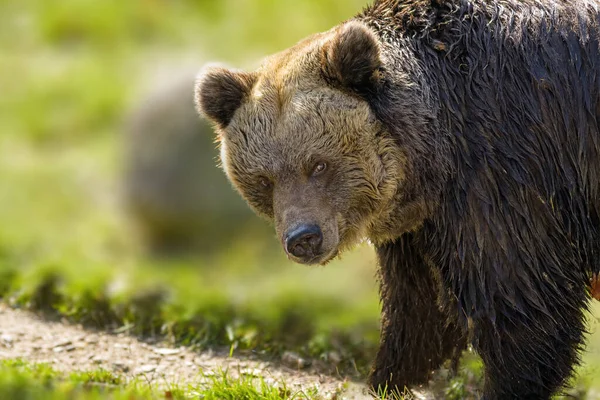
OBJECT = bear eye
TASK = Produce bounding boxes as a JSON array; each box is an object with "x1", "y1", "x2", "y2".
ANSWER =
[{"x1": 311, "y1": 161, "x2": 327, "y2": 177}]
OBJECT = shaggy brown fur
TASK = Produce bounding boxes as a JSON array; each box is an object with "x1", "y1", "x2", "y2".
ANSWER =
[{"x1": 195, "y1": 0, "x2": 600, "y2": 398}]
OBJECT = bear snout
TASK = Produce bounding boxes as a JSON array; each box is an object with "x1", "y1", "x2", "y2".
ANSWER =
[{"x1": 284, "y1": 224, "x2": 323, "y2": 263}]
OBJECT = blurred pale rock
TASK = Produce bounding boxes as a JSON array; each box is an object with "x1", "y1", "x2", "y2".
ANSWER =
[{"x1": 122, "y1": 73, "x2": 273, "y2": 255}]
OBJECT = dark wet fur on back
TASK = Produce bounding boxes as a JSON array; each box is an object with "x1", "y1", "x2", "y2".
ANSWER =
[{"x1": 357, "y1": 1, "x2": 600, "y2": 398}]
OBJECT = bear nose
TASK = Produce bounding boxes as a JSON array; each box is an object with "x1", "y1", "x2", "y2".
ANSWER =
[{"x1": 284, "y1": 224, "x2": 323, "y2": 261}]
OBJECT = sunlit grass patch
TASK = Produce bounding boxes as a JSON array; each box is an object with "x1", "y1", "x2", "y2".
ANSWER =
[
  {"x1": 189, "y1": 370, "x2": 323, "y2": 400},
  {"x1": 0, "y1": 360, "x2": 330, "y2": 400},
  {"x1": 0, "y1": 359, "x2": 154, "y2": 400}
]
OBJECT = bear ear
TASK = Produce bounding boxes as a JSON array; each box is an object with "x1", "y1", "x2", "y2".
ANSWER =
[
  {"x1": 195, "y1": 65, "x2": 257, "y2": 128},
  {"x1": 322, "y1": 21, "x2": 382, "y2": 96}
]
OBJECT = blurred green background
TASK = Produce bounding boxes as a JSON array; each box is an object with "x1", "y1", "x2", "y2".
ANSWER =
[{"x1": 0, "y1": 0, "x2": 599, "y2": 398}]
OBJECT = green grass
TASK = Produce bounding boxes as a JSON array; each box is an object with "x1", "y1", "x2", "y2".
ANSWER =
[
  {"x1": 0, "y1": 359, "x2": 155, "y2": 400},
  {"x1": 0, "y1": 359, "x2": 322, "y2": 400},
  {"x1": 189, "y1": 372, "x2": 321, "y2": 400}
]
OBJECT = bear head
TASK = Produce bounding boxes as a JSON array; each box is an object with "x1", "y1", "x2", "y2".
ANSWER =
[{"x1": 195, "y1": 21, "x2": 430, "y2": 265}]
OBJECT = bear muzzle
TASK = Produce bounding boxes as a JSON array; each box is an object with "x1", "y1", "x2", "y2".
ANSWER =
[{"x1": 284, "y1": 224, "x2": 324, "y2": 264}]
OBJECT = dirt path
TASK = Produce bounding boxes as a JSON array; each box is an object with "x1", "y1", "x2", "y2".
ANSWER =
[{"x1": 0, "y1": 304, "x2": 380, "y2": 399}]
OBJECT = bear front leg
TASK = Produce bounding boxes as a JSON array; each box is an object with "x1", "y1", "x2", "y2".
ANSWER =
[{"x1": 369, "y1": 234, "x2": 466, "y2": 395}]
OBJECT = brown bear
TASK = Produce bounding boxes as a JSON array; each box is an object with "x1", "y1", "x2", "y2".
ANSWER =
[{"x1": 194, "y1": 0, "x2": 600, "y2": 398}]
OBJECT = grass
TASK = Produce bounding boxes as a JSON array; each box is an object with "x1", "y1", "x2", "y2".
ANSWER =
[
  {"x1": 189, "y1": 372, "x2": 322, "y2": 400},
  {"x1": 1, "y1": 0, "x2": 600, "y2": 398},
  {"x1": 0, "y1": 359, "x2": 323, "y2": 400},
  {"x1": 0, "y1": 359, "x2": 152, "y2": 400}
]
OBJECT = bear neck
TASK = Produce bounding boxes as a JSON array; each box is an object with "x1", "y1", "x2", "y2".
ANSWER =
[{"x1": 358, "y1": 42, "x2": 452, "y2": 244}]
